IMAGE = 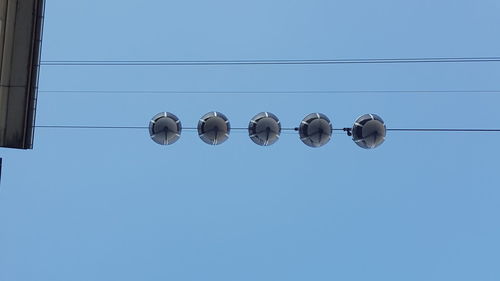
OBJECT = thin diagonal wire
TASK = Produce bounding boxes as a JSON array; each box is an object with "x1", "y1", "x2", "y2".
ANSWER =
[{"x1": 40, "y1": 56, "x2": 500, "y2": 66}]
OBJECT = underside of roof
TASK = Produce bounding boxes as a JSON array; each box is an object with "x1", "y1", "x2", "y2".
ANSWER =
[{"x1": 0, "y1": 0, "x2": 45, "y2": 149}]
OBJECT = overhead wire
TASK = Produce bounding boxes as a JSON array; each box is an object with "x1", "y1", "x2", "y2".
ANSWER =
[
  {"x1": 38, "y1": 90, "x2": 500, "y2": 95},
  {"x1": 34, "y1": 125, "x2": 295, "y2": 131},
  {"x1": 36, "y1": 56, "x2": 500, "y2": 134},
  {"x1": 40, "y1": 56, "x2": 500, "y2": 66},
  {"x1": 34, "y1": 125, "x2": 500, "y2": 133},
  {"x1": 387, "y1": 128, "x2": 500, "y2": 132}
]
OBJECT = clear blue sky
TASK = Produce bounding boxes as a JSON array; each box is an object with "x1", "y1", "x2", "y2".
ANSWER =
[{"x1": 1, "y1": 0, "x2": 500, "y2": 280}]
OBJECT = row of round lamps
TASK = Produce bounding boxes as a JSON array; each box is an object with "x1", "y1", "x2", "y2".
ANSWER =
[{"x1": 149, "y1": 112, "x2": 387, "y2": 149}]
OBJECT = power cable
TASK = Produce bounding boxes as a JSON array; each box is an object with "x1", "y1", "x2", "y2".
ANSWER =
[
  {"x1": 34, "y1": 125, "x2": 500, "y2": 133},
  {"x1": 38, "y1": 90, "x2": 500, "y2": 95},
  {"x1": 40, "y1": 56, "x2": 500, "y2": 66},
  {"x1": 34, "y1": 125, "x2": 296, "y2": 131},
  {"x1": 387, "y1": 128, "x2": 500, "y2": 132},
  {"x1": 35, "y1": 125, "x2": 147, "y2": 130}
]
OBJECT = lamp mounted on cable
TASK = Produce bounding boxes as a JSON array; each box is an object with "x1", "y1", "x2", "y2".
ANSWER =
[
  {"x1": 198, "y1": 112, "x2": 231, "y2": 145},
  {"x1": 350, "y1": 114, "x2": 387, "y2": 149},
  {"x1": 148, "y1": 111, "x2": 386, "y2": 149},
  {"x1": 298, "y1": 113, "x2": 333, "y2": 148},
  {"x1": 248, "y1": 112, "x2": 281, "y2": 146},
  {"x1": 148, "y1": 112, "x2": 182, "y2": 145}
]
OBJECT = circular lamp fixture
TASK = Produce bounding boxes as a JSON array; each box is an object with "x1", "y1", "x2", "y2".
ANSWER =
[
  {"x1": 198, "y1": 111, "x2": 231, "y2": 145},
  {"x1": 149, "y1": 112, "x2": 182, "y2": 145},
  {"x1": 352, "y1": 114, "x2": 386, "y2": 149},
  {"x1": 299, "y1": 113, "x2": 332, "y2": 147},
  {"x1": 248, "y1": 112, "x2": 281, "y2": 146}
]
